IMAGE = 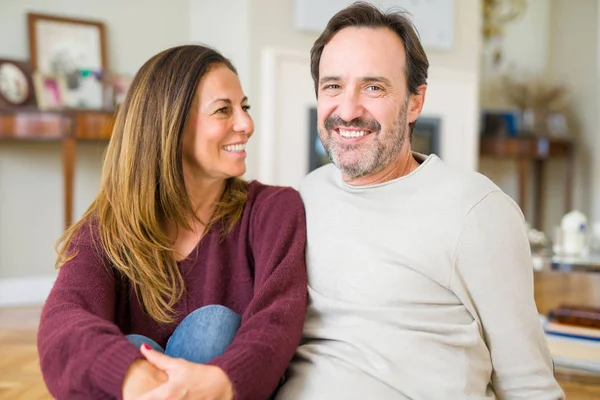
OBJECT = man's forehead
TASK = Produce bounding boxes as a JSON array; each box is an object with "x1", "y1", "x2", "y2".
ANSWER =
[{"x1": 320, "y1": 27, "x2": 406, "y2": 78}]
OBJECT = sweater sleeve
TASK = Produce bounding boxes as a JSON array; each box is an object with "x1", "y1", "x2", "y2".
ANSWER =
[
  {"x1": 37, "y1": 225, "x2": 143, "y2": 400},
  {"x1": 451, "y1": 191, "x2": 564, "y2": 400},
  {"x1": 208, "y1": 187, "x2": 308, "y2": 400}
]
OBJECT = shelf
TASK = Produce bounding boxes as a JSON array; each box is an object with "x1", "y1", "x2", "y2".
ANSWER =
[{"x1": 480, "y1": 135, "x2": 573, "y2": 159}]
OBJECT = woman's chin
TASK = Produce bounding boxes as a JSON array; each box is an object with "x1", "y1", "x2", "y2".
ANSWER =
[{"x1": 223, "y1": 165, "x2": 246, "y2": 179}]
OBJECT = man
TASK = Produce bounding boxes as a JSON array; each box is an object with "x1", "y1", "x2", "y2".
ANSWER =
[{"x1": 275, "y1": 2, "x2": 564, "y2": 399}]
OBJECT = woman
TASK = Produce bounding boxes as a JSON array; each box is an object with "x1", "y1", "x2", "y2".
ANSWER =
[{"x1": 37, "y1": 45, "x2": 307, "y2": 400}]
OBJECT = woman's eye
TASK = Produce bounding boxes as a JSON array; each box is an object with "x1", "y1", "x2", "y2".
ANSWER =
[{"x1": 215, "y1": 107, "x2": 230, "y2": 114}]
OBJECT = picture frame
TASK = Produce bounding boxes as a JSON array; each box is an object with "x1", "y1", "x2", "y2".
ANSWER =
[
  {"x1": 33, "y1": 72, "x2": 68, "y2": 110},
  {"x1": 0, "y1": 59, "x2": 36, "y2": 109},
  {"x1": 28, "y1": 12, "x2": 108, "y2": 109}
]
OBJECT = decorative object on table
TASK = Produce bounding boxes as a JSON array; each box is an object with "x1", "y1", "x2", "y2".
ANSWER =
[
  {"x1": 33, "y1": 72, "x2": 68, "y2": 110},
  {"x1": 109, "y1": 73, "x2": 133, "y2": 107},
  {"x1": 480, "y1": 109, "x2": 520, "y2": 136},
  {"x1": 482, "y1": 0, "x2": 527, "y2": 39},
  {"x1": 70, "y1": 69, "x2": 104, "y2": 109},
  {"x1": 553, "y1": 210, "x2": 589, "y2": 258},
  {"x1": 0, "y1": 59, "x2": 36, "y2": 109},
  {"x1": 500, "y1": 74, "x2": 572, "y2": 137},
  {"x1": 526, "y1": 222, "x2": 549, "y2": 255},
  {"x1": 27, "y1": 12, "x2": 108, "y2": 110}
]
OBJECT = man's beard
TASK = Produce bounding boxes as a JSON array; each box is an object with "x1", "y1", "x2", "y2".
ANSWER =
[{"x1": 319, "y1": 100, "x2": 409, "y2": 180}]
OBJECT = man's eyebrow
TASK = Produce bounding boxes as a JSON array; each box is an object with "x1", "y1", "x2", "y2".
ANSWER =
[
  {"x1": 318, "y1": 76, "x2": 392, "y2": 86},
  {"x1": 319, "y1": 76, "x2": 341, "y2": 86},
  {"x1": 360, "y1": 76, "x2": 392, "y2": 86}
]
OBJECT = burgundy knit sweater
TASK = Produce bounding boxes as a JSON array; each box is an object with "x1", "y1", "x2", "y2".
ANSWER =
[{"x1": 37, "y1": 182, "x2": 308, "y2": 400}]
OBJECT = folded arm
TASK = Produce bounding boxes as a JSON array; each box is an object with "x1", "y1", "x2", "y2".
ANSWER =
[
  {"x1": 38, "y1": 226, "x2": 143, "y2": 399},
  {"x1": 208, "y1": 187, "x2": 308, "y2": 400}
]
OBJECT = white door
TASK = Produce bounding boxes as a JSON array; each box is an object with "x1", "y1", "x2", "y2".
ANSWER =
[{"x1": 259, "y1": 48, "x2": 316, "y2": 188}]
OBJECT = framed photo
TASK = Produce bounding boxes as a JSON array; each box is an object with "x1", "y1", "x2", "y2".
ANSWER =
[
  {"x1": 33, "y1": 73, "x2": 68, "y2": 110},
  {"x1": 0, "y1": 59, "x2": 36, "y2": 109},
  {"x1": 28, "y1": 12, "x2": 108, "y2": 109}
]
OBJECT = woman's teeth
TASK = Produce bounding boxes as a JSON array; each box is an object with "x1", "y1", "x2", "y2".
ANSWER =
[
  {"x1": 339, "y1": 129, "x2": 368, "y2": 138},
  {"x1": 223, "y1": 143, "x2": 246, "y2": 152}
]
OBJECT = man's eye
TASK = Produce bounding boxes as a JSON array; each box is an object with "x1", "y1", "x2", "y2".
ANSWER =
[
  {"x1": 242, "y1": 105, "x2": 251, "y2": 112},
  {"x1": 367, "y1": 85, "x2": 382, "y2": 91},
  {"x1": 324, "y1": 84, "x2": 340, "y2": 90}
]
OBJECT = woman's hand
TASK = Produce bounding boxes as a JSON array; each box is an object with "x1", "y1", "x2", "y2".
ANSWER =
[
  {"x1": 136, "y1": 344, "x2": 234, "y2": 400},
  {"x1": 122, "y1": 359, "x2": 168, "y2": 400}
]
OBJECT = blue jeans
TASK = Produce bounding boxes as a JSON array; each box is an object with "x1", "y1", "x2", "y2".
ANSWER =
[{"x1": 127, "y1": 304, "x2": 241, "y2": 364}]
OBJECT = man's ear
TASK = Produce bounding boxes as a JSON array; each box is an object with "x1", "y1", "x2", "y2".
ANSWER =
[{"x1": 407, "y1": 84, "x2": 427, "y2": 123}]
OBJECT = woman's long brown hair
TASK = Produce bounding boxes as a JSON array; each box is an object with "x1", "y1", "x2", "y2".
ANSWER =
[{"x1": 55, "y1": 45, "x2": 248, "y2": 324}]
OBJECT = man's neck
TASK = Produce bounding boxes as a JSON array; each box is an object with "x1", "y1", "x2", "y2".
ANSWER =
[{"x1": 342, "y1": 147, "x2": 420, "y2": 186}]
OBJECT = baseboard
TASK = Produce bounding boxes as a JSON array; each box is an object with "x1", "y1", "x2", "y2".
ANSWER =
[{"x1": 0, "y1": 275, "x2": 57, "y2": 307}]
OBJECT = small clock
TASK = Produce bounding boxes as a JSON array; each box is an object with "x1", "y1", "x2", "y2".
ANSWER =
[{"x1": 0, "y1": 59, "x2": 35, "y2": 109}]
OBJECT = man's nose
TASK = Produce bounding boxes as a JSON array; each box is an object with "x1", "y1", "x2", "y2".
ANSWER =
[{"x1": 335, "y1": 90, "x2": 364, "y2": 122}]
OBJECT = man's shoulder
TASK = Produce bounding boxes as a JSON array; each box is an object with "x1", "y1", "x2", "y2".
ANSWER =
[{"x1": 427, "y1": 157, "x2": 503, "y2": 209}]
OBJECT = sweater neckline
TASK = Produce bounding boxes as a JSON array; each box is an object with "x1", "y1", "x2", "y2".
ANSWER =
[{"x1": 337, "y1": 152, "x2": 438, "y2": 192}]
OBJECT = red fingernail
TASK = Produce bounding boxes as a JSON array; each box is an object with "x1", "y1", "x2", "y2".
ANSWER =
[{"x1": 142, "y1": 343, "x2": 151, "y2": 351}]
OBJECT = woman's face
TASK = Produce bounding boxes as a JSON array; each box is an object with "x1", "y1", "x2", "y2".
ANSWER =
[{"x1": 182, "y1": 64, "x2": 253, "y2": 182}]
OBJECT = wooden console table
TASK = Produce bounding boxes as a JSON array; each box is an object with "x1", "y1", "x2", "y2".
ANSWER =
[
  {"x1": 0, "y1": 109, "x2": 115, "y2": 228},
  {"x1": 480, "y1": 135, "x2": 575, "y2": 231}
]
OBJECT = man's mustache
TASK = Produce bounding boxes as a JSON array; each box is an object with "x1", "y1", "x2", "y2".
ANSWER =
[{"x1": 324, "y1": 115, "x2": 381, "y2": 133}]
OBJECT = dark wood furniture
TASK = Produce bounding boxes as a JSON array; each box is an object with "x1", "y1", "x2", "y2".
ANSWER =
[
  {"x1": 0, "y1": 108, "x2": 115, "y2": 228},
  {"x1": 480, "y1": 135, "x2": 575, "y2": 231}
]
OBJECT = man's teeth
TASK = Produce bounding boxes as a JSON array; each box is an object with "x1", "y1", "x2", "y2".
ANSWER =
[
  {"x1": 223, "y1": 143, "x2": 246, "y2": 152},
  {"x1": 339, "y1": 129, "x2": 368, "y2": 138}
]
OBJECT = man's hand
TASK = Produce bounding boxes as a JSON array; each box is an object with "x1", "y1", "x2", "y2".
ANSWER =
[
  {"x1": 122, "y1": 358, "x2": 168, "y2": 400},
  {"x1": 136, "y1": 343, "x2": 235, "y2": 400}
]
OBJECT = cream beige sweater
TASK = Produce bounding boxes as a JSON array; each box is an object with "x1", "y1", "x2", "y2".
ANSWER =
[{"x1": 276, "y1": 154, "x2": 564, "y2": 400}]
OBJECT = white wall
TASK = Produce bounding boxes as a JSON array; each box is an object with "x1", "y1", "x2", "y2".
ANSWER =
[
  {"x1": 479, "y1": 0, "x2": 551, "y2": 109},
  {"x1": 0, "y1": 0, "x2": 190, "y2": 284},
  {"x1": 188, "y1": 0, "x2": 251, "y2": 100},
  {"x1": 425, "y1": 0, "x2": 482, "y2": 171},
  {"x1": 546, "y1": 0, "x2": 599, "y2": 224}
]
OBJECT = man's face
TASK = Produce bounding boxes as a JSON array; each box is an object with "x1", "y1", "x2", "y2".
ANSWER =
[{"x1": 317, "y1": 27, "x2": 423, "y2": 180}]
